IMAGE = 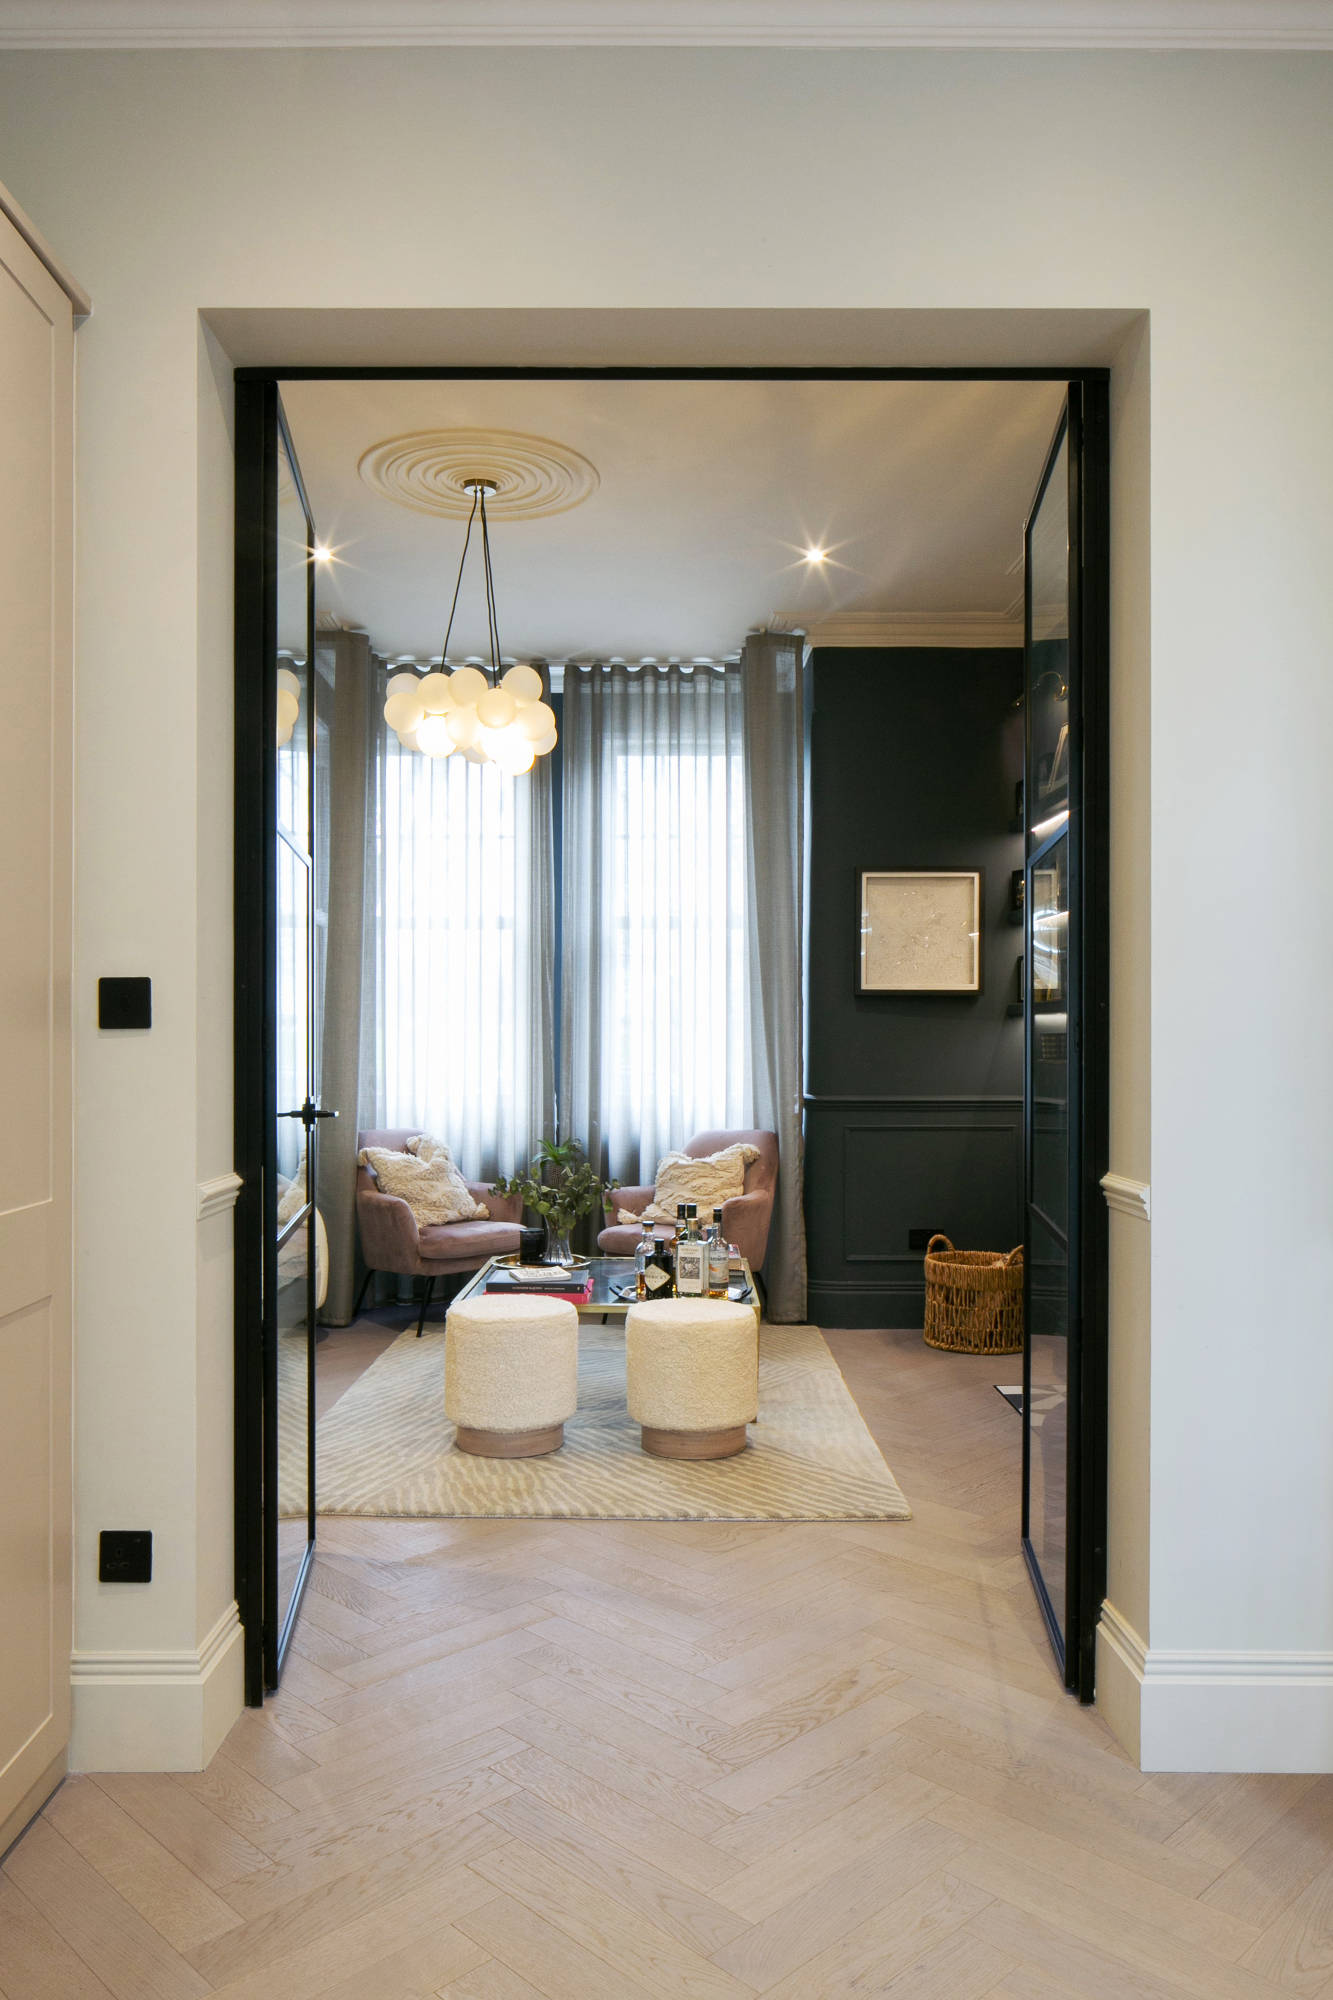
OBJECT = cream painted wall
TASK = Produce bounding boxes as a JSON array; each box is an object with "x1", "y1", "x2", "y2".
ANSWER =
[{"x1": 0, "y1": 45, "x2": 1329, "y2": 1768}]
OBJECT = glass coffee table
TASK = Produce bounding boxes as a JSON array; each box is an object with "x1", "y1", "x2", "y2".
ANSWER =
[{"x1": 454, "y1": 1254, "x2": 758, "y2": 1324}]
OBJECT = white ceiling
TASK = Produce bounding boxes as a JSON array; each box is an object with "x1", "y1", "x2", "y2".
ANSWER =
[{"x1": 280, "y1": 374, "x2": 1066, "y2": 664}]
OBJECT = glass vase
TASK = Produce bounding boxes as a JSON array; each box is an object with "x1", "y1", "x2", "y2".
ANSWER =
[{"x1": 543, "y1": 1217, "x2": 573, "y2": 1266}]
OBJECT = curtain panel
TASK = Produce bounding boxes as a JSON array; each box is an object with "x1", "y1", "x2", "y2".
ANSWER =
[
  {"x1": 369, "y1": 712, "x2": 556, "y2": 1180},
  {"x1": 741, "y1": 632, "x2": 808, "y2": 1324},
  {"x1": 560, "y1": 662, "x2": 749, "y2": 1186}
]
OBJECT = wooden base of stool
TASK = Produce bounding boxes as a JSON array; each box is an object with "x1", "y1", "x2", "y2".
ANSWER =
[
  {"x1": 640, "y1": 1424, "x2": 748, "y2": 1460},
  {"x1": 455, "y1": 1422, "x2": 564, "y2": 1458}
]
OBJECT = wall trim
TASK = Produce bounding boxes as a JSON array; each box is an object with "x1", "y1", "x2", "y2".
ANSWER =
[
  {"x1": 197, "y1": 1170, "x2": 243, "y2": 1220},
  {"x1": 808, "y1": 611, "x2": 1021, "y2": 649},
  {"x1": 69, "y1": 1604, "x2": 244, "y2": 1772},
  {"x1": 3, "y1": 1, "x2": 1331, "y2": 51},
  {"x1": 1097, "y1": 1601, "x2": 1333, "y2": 1773},
  {"x1": 1101, "y1": 1170, "x2": 1150, "y2": 1221},
  {"x1": 0, "y1": 174, "x2": 91, "y2": 318}
]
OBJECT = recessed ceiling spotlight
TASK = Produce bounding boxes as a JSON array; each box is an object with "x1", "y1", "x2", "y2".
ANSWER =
[
  {"x1": 802, "y1": 546, "x2": 828, "y2": 566},
  {"x1": 313, "y1": 544, "x2": 333, "y2": 564}
]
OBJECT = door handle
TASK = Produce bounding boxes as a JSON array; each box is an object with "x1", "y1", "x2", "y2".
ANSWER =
[{"x1": 279, "y1": 1100, "x2": 338, "y2": 1129}]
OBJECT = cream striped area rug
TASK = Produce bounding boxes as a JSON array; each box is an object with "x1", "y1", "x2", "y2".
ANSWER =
[{"x1": 312, "y1": 1321, "x2": 911, "y2": 1522}]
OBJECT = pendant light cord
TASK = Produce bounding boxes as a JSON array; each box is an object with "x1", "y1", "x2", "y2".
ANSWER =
[
  {"x1": 479, "y1": 489, "x2": 502, "y2": 682},
  {"x1": 439, "y1": 488, "x2": 479, "y2": 664}
]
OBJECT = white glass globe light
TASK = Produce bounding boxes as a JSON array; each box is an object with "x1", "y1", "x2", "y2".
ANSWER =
[
  {"x1": 276, "y1": 666, "x2": 301, "y2": 700},
  {"x1": 276, "y1": 687, "x2": 300, "y2": 729},
  {"x1": 383, "y1": 689, "x2": 425, "y2": 733},
  {"x1": 494, "y1": 735, "x2": 536, "y2": 775},
  {"x1": 417, "y1": 671, "x2": 455, "y2": 714},
  {"x1": 461, "y1": 742, "x2": 490, "y2": 765},
  {"x1": 517, "y1": 699, "x2": 556, "y2": 744},
  {"x1": 385, "y1": 670, "x2": 419, "y2": 699},
  {"x1": 530, "y1": 726, "x2": 558, "y2": 756},
  {"x1": 397, "y1": 727, "x2": 422, "y2": 752},
  {"x1": 476, "y1": 686, "x2": 517, "y2": 730},
  {"x1": 415, "y1": 712, "x2": 457, "y2": 757},
  {"x1": 501, "y1": 663, "x2": 544, "y2": 705},
  {"x1": 445, "y1": 702, "x2": 479, "y2": 749},
  {"x1": 447, "y1": 665, "x2": 488, "y2": 708}
]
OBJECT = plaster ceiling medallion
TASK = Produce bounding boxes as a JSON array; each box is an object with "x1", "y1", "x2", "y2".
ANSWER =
[{"x1": 358, "y1": 427, "x2": 599, "y2": 522}]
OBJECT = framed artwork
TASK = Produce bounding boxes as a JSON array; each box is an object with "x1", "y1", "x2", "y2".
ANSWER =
[{"x1": 857, "y1": 869, "x2": 983, "y2": 995}]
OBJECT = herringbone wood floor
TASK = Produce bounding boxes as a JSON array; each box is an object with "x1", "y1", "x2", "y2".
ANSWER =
[{"x1": 5, "y1": 1328, "x2": 1333, "y2": 1999}]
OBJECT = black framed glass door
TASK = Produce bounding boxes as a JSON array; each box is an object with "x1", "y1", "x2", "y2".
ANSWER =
[
  {"x1": 235, "y1": 385, "x2": 327, "y2": 1697},
  {"x1": 1021, "y1": 384, "x2": 1109, "y2": 1701}
]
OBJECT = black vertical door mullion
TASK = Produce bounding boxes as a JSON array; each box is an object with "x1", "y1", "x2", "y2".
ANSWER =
[{"x1": 1020, "y1": 381, "x2": 1110, "y2": 1704}]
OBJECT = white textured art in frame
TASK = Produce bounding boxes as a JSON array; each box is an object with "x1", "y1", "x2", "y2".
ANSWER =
[{"x1": 859, "y1": 870, "x2": 981, "y2": 994}]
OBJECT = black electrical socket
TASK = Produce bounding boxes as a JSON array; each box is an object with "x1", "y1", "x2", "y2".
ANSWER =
[
  {"x1": 907, "y1": 1228, "x2": 938, "y2": 1252},
  {"x1": 98, "y1": 977, "x2": 152, "y2": 1030},
  {"x1": 99, "y1": 1530, "x2": 152, "y2": 1583}
]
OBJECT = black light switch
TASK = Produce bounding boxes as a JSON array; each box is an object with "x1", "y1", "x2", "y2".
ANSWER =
[
  {"x1": 98, "y1": 977, "x2": 151, "y2": 1030},
  {"x1": 99, "y1": 1530, "x2": 152, "y2": 1583}
]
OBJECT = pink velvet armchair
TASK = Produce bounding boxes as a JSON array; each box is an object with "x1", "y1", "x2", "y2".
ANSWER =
[
  {"x1": 353, "y1": 1127, "x2": 524, "y2": 1335},
  {"x1": 597, "y1": 1128, "x2": 779, "y2": 1274}
]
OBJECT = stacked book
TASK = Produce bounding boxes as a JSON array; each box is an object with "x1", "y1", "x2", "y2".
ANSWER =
[{"x1": 485, "y1": 1264, "x2": 595, "y2": 1306}]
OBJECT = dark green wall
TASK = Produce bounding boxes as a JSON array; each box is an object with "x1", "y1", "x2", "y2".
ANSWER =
[{"x1": 805, "y1": 647, "x2": 1025, "y2": 1327}]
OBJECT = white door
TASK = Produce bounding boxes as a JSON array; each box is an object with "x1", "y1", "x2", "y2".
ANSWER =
[{"x1": 0, "y1": 199, "x2": 77, "y2": 1849}]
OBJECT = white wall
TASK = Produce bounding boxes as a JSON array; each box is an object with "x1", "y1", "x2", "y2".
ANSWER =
[{"x1": 0, "y1": 44, "x2": 1329, "y2": 1770}]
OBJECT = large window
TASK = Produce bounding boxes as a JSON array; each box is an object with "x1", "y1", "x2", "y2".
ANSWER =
[
  {"x1": 371, "y1": 734, "x2": 554, "y2": 1177},
  {"x1": 561, "y1": 664, "x2": 750, "y2": 1183}
]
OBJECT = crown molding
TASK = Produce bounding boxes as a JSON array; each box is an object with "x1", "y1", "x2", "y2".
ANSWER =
[
  {"x1": 2, "y1": 1, "x2": 1331, "y2": 51},
  {"x1": 807, "y1": 610, "x2": 1021, "y2": 649}
]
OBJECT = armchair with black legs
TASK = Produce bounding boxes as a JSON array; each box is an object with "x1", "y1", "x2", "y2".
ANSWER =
[{"x1": 353, "y1": 1127, "x2": 524, "y2": 1336}]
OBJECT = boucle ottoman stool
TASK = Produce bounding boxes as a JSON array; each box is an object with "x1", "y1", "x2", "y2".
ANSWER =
[
  {"x1": 625, "y1": 1299, "x2": 759, "y2": 1460},
  {"x1": 444, "y1": 1294, "x2": 579, "y2": 1457}
]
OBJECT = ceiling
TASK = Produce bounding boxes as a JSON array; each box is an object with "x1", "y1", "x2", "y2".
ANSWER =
[{"x1": 280, "y1": 374, "x2": 1066, "y2": 665}]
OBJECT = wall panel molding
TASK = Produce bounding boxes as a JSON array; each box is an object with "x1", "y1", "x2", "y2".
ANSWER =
[
  {"x1": 1101, "y1": 1170, "x2": 1150, "y2": 1221},
  {"x1": 197, "y1": 1171, "x2": 243, "y2": 1220},
  {"x1": 3, "y1": 1, "x2": 1331, "y2": 50}
]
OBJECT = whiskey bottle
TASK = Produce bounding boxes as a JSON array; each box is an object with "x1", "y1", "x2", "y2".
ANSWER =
[
  {"x1": 675, "y1": 1206, "x2": 706, "y2": 1297},
  {"x1": 707, "y1": 1208, "x2": 730, "y2": 1297}
]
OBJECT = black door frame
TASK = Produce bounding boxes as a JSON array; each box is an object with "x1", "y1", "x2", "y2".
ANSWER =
[
  {"x1": 234, "y1": 381, "x2": 321, "y2": 1702},
  {"x1": 233, "y1": 361, "x2": 1110, "y2": 1705}
]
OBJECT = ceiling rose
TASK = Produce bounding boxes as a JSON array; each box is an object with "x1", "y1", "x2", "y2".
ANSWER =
[{"x1": 358, "y1": 427, "x2": 599, "y2": 521}]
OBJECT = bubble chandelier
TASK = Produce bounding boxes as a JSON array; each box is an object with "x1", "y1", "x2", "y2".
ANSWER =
[{"x1": 381, "y1": 478, "x2": 557, "y2": 776}]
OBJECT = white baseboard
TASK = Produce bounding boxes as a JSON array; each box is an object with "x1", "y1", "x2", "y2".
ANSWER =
[
  {"x1": 1098, "y1": 1601, "x2": 1333, "y2": 1772},
  {"x1": 69, "y1": 1603, "x2": 244, "y2": 1772}
]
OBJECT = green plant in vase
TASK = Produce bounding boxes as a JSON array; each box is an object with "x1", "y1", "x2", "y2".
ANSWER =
[{"x1": 492, "y1": 1139, "x2": 619, "y2": 1265}]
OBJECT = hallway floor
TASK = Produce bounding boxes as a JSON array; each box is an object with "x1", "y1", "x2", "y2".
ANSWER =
[{"x1": 5, "y1": 1331, "x2": 1333, "y2": 1999}]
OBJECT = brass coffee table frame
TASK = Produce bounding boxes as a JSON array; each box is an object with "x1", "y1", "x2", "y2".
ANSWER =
[{"x1": 454, "y1": 1253, "x2": 758, "y2": 1324}]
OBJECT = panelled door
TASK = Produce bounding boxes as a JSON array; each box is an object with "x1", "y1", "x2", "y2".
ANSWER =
[
  {"x1": 236, "y1": 386, "x2": 328, "y2": 1697},
  {"x1": 0, "y1": 206, "x2": 76, "y2": 1843},
  {"x1": 1021, "y1": 383, "x2": 1110, "y2": 1701}
]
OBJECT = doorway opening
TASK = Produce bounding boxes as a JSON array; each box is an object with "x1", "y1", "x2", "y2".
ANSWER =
[{"x1": 235, "y1": 363, "x2": 1109, "y2": 1706}]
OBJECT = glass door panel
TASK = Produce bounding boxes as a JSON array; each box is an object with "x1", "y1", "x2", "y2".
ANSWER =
[{"x1": 262, "y1": 414, "x2": 319, "y2": 1686}]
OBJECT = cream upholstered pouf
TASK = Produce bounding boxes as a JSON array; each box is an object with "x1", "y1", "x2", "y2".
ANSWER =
[
  {"x1": 625, "y1": 1298, "x2": 759, "y2": 1460},
  {"x1": 444, "y1": 1294, "x2": 579, "y2": 1457}
]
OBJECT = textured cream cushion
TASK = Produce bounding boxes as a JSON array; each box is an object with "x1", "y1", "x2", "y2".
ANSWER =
[
  {"x1": 625, "y1": 1299, "x2": 759, "y2": 1432},
  {"x1": 358, "y1": 1143, "x2": 488, "y2": 1226},
  {"x1": 445, "y1": 1295, "x2": 579, "y2": 1433},
  {"x1": 624, "y1": 1143, "x2": 760, "y2": 1228}
]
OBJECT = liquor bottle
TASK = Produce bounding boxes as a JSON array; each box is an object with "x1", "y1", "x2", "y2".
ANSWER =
[
  {"x1": 634, "y1": 1217, "x2": 656, "y2": 1298},
  {"x1": 675, "y1": 1205, "x2": 706, "y2": 1297},
  {"x1": 707, "y1": 1208, "x2": 729, "y2": 1297},
  {"x1": 640, "y1": 1229, "x2": 674, "y2": 1299}
]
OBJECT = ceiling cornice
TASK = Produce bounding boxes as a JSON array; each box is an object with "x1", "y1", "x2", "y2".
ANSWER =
[
  {"x1": 807, "y1": 611, "x2": 1022, "y2": 648},
  {"x1": 2, "y1": 1, "x2": 1332, "y2": 51}
]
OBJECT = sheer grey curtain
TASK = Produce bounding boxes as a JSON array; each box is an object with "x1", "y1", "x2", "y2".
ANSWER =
[
  {"x1": 742, "y1": 633, "x2": 808, "y2": 1323},
  {"x1": 317, "y1": 631, "x2": 380, "y2": 1324},
  {"x1": 369, "y1": 715, "x2": 555, "y2": 1179},
  {"x1": 561, "y1": 663, "x2": 749, "y2": 1185}
]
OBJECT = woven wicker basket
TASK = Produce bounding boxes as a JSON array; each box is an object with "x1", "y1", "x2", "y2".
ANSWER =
[{"x1": 922, "y1": 1233, "x2": 1024, "y2": 1353}]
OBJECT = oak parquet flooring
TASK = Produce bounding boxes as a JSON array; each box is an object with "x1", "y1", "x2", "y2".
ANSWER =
[{"x1": 6, "y1": 1322, "x2": 1333, "y2": 2000}]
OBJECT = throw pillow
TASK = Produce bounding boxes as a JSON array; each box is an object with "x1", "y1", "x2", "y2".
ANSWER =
[
  {"x1": 358, "y1": 1143, "x2": 489, "y2": 1226},
  {"x1": 627, "y1": 1142, "x2": 760, "y2": 1228}
]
